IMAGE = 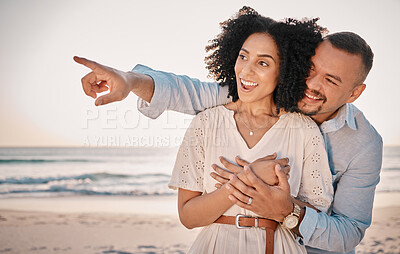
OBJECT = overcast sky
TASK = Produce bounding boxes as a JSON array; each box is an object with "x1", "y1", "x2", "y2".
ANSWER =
[{"x1": 1, "y1": 0, "x2": 399, "y2": 147}]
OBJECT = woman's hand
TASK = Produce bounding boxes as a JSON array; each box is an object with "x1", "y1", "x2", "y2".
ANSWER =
[
  {"x1": 210, "y1": 153, "x2": 290, "y2": 187},
  {"x1": 250, "y1": 155, "x2": 290, "y2": 185}
]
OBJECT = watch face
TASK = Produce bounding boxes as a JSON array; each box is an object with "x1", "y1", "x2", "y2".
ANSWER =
[{"x1": 285, "y1": 216, "x2": 298, "y2": 229}]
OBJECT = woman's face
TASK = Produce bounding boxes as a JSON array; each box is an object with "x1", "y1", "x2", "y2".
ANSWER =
[{"x1": 234, "y1": 32, "x2": 280, "y2": 104}]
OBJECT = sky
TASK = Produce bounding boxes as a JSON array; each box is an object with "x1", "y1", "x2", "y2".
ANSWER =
[{"x1": 0, "y1": 0, "x2": 399, "y2": 147}]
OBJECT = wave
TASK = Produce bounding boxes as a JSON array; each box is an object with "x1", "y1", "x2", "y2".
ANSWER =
[
  {"x1": 0, "y1": 159, "x2": 98, "y2": 164},
  {"x1": 0, "y1": 172, "x2": 171, "y2": 185},
  {"x1": 0, "y1": 172, "x2": 174, "y2": 197},
  {"x1": 0, "y1": 188, "x2": 174, "y2": 197}
]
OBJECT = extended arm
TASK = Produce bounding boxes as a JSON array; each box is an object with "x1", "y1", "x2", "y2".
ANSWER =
[
  {"x1": 75, "y1": 58, "x2": 230, "y2": 114},
  {"x1": 132, "y1": 65, "x2": 231, "y2": 119}
]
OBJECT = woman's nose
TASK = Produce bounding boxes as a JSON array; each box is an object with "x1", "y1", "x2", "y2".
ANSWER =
[{"x1": 241, "y1": 62, "x2": 255, "y2": 76}]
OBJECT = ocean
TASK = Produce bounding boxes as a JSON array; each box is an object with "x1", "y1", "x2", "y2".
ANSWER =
[
  {"x1": 0, "y1": 146, "x2": 399, "y2": 198},
  {"x1": 0, "y1": 147, "x2": 179, "y2": 198}
]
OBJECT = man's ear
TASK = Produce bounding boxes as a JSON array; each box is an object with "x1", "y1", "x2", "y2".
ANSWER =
[{"x1": 346, "y1": 84, "x2": 366, "y2": 103}]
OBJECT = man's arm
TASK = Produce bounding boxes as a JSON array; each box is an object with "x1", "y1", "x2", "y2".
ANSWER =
[
  {"x1": 299, "y1": 140, "x2": 383, "y2": 252},
  {"x1": 225, "y1": 138, "x2": 383, "y2": 253},
  {"x1": 75, "y1": 57, "x2": 230, "y2": 116},
  {"x1": 132, "y1": 65, "x2": 231, "y2": 119}
]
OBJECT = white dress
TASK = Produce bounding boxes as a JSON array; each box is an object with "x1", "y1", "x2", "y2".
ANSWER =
[{"x1": 169, "y1": 106, "x2": 333, "y2": 254}]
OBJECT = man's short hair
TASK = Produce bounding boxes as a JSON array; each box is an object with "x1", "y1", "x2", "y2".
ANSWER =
[{"x1": 325, "y1": 32, "x2": 374, "y2": 84}]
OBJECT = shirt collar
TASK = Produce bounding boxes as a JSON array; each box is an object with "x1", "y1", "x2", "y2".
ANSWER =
[{"x1": 319, "y1": 103, "x2": 357, "y2": 133}]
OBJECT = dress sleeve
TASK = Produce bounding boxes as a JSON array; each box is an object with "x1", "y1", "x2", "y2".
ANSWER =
[
  {"x1": 132, "y1": 64, "x2": 231, "y2": 119},
  {"x1": 168, "y1": 111, "x2": 208, "y2": 192},
  {"x1": 297, "y1": 125, "x2": 333, "y2": 213}
]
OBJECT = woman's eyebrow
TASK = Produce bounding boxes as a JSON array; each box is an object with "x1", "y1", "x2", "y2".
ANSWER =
[{"x1": 240, "y1": 48, "x2": 276, "y2": 63}]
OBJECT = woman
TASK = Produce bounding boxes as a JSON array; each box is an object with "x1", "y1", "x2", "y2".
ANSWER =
[{"x1": 169, "y1": 7, "x2": 333, "y2": 253}]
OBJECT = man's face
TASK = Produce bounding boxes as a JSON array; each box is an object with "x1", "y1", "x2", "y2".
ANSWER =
[{"x1": 298, "y1": 40, "x2": 366, "y2": 124}]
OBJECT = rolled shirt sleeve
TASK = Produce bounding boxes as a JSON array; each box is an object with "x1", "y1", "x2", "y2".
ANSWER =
[{"x1": 132, "y1": 64, "x2": 231, "y2": 119}]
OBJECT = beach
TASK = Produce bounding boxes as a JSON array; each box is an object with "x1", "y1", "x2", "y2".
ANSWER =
[
  {"x1": 0, "y1": 192, "x2": 399, "y2": 254},
  {"x1": 0, "y1": 195, "x2": 199, "y2": 254},
  {"x1": 1, "y1": 146, "x2": 399, "y2": 253}
]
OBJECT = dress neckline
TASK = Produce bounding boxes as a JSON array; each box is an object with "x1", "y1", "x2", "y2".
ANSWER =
[{"x1": 220, "y1": 106, "x2": 286, "y2": 150}]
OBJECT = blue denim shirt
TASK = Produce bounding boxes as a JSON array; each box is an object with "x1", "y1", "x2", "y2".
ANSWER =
[{"x1": 133, "y1": 65, "x2": 383, "y2": 253}]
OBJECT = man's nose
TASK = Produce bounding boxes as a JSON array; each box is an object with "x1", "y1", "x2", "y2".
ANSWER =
[{"x1": 306, "y1": 74, "x2": 321, "y2": 91}]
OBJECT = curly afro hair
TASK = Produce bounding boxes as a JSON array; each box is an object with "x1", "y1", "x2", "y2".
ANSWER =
[{"x1": 205, "y1": 6, "x2": 327, "y2": 112}]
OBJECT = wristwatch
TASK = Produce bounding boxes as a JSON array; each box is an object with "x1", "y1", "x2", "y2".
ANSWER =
[{"x1": 282, "y1": 203, "x2": 301, "y2": 229}]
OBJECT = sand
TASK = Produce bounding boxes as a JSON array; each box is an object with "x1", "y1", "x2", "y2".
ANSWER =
[{"x1": 0, "y1": 193, "x2": 399, "y2": 254}]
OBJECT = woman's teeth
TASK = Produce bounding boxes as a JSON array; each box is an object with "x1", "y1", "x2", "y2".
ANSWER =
[{"x1": 241, "y1": 79, "x2": 258, "y2": 87}]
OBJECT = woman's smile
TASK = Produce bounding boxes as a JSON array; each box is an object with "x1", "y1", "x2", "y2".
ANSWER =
[{"x1": 240, "y1": 78, "x2": 259, "y2": 92}]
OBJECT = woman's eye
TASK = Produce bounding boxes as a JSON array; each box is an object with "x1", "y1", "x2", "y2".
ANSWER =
[
  {"x1": 260, "y1": 61, "x2": 269, "y2": 67},
  {"x1": 239, "y1": 54, "x2": 247, "y2": 60}
]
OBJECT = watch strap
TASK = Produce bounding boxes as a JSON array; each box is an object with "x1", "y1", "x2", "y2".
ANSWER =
[{"x1": 293, "y1": 203, "x2": 301, "y2": 217}]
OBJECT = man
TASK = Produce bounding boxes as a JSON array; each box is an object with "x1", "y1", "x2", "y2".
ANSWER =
[{"x1": 74, "y1": 31, "x2": 382, "y2": 253}]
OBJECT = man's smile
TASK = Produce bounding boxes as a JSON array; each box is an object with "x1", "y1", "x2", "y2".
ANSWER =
[
  {"x1": 303, "y1": 90, "x2": 326, "y2": 104},
  {"x1": 305, "y1": 92, "x2": 322, "y2": 100}
]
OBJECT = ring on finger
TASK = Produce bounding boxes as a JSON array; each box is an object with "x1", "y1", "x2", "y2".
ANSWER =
[{"x1": 247, "y1": 197, "x2": 253, "y2": 205}]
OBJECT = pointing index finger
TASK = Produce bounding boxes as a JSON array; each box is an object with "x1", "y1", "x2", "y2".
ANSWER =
[{"x1": 73, "y1": 56, "x2": 100, "y2": 71}]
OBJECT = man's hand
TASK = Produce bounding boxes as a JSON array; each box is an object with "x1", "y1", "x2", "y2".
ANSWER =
[
  {"x1": 74, "y1": 56, "x2": 154, "y2": 106},
  {"x1": 210, "y1": 153, "x2": 290, "y2": 187},
  {"x1": 225, "y1": 165, "x2": 293, "y2": 222}
]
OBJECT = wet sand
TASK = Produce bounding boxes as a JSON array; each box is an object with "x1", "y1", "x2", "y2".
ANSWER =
[{"x1": 0, "y1": 193, "x2": 398, "y2": 253}]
